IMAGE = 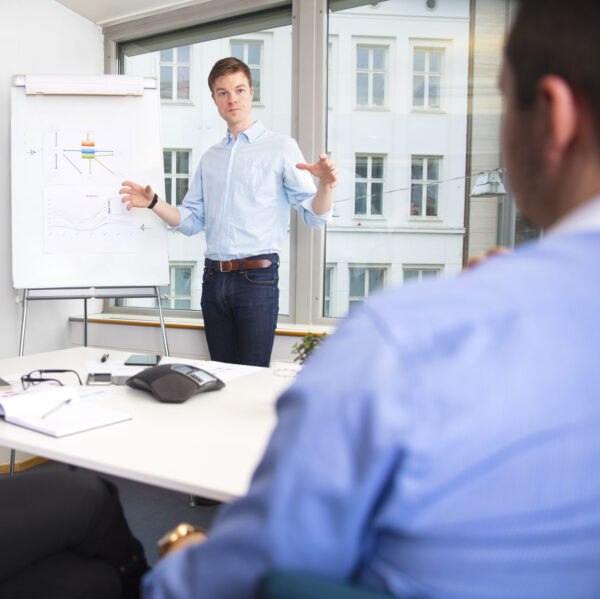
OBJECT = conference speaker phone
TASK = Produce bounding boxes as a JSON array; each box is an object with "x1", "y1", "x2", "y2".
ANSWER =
[{"x1": 126, "y1": 363, "x2": 224, "y2": 403}]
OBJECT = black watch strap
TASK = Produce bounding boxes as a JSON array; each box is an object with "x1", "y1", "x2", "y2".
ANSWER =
[{"x1": 148, "y1": 193, "x2": 158, "y2": 209}]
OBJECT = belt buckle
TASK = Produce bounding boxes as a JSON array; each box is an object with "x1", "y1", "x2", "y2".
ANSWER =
[{"x1": 218, "y1": 261, "x2": 227, "y2": 272}]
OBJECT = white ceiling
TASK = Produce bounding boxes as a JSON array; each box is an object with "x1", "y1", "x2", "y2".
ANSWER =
[{"x1": 54, "y1": 0, "x2": 211, "y2": 27}]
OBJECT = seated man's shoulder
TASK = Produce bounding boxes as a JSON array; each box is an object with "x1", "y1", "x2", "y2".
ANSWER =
[{"x1": 351, "y1": 244, "x2": 558, "y2": 353}]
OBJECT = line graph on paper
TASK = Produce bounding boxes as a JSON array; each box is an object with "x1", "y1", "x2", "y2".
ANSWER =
[
  {"x1": 43, "y1": 127, "x2": 134, "y2": 185},
  {"x1": 44, "y1": 186, "x2": 136, "y2": 254}
]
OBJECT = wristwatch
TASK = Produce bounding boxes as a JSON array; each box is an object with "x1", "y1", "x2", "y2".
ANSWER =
[
  {"x1": 148, "y1": 193, "x2": 158, "y2": 209},
  {"x1": 157, "y1": 523, "x2": 198, "y2": 557}
]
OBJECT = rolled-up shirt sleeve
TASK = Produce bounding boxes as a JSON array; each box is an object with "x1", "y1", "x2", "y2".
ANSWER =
[
  {"x1": 171, "y1": 159, "x2": 206, "y2": 236},
  {"x1": 283, "y1": 139, "x2": 332, "y2": 229}
]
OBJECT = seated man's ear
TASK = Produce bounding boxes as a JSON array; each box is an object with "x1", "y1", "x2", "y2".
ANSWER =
[{"x1": 538, "y1": 75, "x2": 578, "y2": 164}]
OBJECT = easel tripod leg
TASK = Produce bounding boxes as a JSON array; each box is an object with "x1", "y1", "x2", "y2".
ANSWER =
[
  {"x1": 19, "y1": 289, "x2": 28, "y2": 357},
  {"x1": 155, "y1": 286, "x2": 170, "y2": 357}
]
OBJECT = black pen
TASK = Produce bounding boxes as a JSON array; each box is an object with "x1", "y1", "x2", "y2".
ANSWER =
[{"x1": 101, "y1": 353, "x2": 109, "y2": 363}]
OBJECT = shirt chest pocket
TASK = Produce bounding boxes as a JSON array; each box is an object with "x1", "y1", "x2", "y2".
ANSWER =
[{"x1": 233, "y1": 159, "x2": 271, "y2": 200}]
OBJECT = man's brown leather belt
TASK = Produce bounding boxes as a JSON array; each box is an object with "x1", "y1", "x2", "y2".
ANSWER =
[{"x1": 208, "y1": 258, "x2": 272, "y2": 272}]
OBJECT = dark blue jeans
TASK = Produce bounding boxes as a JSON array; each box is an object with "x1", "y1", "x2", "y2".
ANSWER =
[{"x1": 201, "y1": 254, "x2": 279, "y2": 367}]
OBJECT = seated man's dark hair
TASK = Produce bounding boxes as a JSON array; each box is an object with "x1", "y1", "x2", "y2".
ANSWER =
[{"x1": 505, "y1": 0, "x2": 600, "y2": 141}]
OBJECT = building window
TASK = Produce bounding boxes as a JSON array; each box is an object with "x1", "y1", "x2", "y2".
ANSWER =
[
  {"x1": 231, "y1": 41, "x2": 262, "y2": 102},
  {"x1": 356, "y1": 45, "x2": 387, "y2": 107},
  {"x1": 159, "y1": 46, "x2": 191, "y2": 101},
  {"x1": 411, "y1": 156, "x2": 441, "y2": 217},
  {"x1": 349, "y1": 267, "x2": 386, "y2": 310},
  {"x1": 159, "y1": 264, "x2": 194, "y2": 309},
  {"x1": 403, "y1": 267, "x2": 440, "y2": 284},
  {"x1": 412, "y1": 47, "x2": 443, "y2": 109},
  {"x1": 355, "y1": 154, "x2": 384, "y2": 216},
  {"x1": 163, "y1": 150, "x2": 190, "y2": 206}
]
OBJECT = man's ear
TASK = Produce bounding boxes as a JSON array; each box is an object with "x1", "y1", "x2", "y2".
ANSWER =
[
  {"x1": 538, "y1": 75, "x2": 578, "y2": 164},
  {"x1": 249, "y1": 87, "x2": 254, "y2": 102}
]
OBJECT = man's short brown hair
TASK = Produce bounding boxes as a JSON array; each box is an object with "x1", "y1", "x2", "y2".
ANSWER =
[
  {"x1": 208, "y1": 57, "x2": 252, "y2": 93},
  {"x1": 505, "y1": 0, "x2": 600, "y2": 141}
]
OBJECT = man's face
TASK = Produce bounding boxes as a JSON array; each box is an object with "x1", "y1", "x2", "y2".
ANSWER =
[
  {"x1": 211, "y1": 71, "x2": 254, "y2": 131},
  {"x1": 500, "y1": 62, "x2": 546, "y2": 225}
]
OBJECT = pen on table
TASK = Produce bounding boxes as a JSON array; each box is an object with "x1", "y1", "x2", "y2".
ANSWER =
[
  {"x1": 101, "y1": 353, "x2": 109, "y2": 363},
  {"x1": 41, "y1": 398, "x2": 72, "y2": 419}
]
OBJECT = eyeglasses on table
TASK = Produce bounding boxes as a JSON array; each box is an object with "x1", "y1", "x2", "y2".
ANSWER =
[{"x1": 21, "y1": 369, "x2": 83, "y2": 391}]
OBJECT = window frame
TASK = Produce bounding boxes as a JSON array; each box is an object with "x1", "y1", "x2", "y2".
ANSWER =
[
  {"x1": 159, "y1": 45, "x2": 193, "y2": 104},
  {"x1": 409, "y1": 39, "x2": 449, "y2": 113},
  {"x1": 353, "y1": 40, "x2": 390, "y2": 110},
  {"x1": 101, "y1": 0, "x2": 503, "y2": 329},
  {"x1": 163, "y1": 148, "x2": 192, "y2": 206},
  {"x1": 354, "y1": 153, "x2": 385, "y2": 218},
  {"x1": 410, "y1": 155, "x2": 443, "y2": 219},
  {"x1": 230, "y1": 39, "x2": 264, "y2": 104},
  {"x1": 103, "y1": 0, "x2": 330, "y2": 327},
  {"x1": 159, "y1": 262, "x2": 196, "y2": 309},
  {"x1": 402, "y1": 265, "x2": 442, "y2": 284},
  {"x1": 348, "y1": 265, "x2": 387, "y2": 311}
]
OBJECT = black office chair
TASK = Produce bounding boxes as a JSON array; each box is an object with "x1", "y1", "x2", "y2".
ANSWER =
[{"x1": 256, "y1": 570, "x2": 396, "y2": 599}]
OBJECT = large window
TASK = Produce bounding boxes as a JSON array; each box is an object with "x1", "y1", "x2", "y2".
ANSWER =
[
  {"x1": 120, "y1": 9, "x2": 292, "y2": 316},
  {"x1": 326, "y1": 2, "x2": 470, "y2": 318},
  {"x1": 109, "y1": 0, "x2": 517, "y2": 327}
]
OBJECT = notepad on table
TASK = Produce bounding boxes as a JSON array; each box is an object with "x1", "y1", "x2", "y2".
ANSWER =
[{"x1": 0, "y1": 385, "x2": 131, "y2": 437}]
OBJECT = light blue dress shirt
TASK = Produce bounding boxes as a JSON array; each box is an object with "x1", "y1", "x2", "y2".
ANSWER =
[
  {"x1": 144, "y1": 228, "x2": 600, "y2": 599},
  {"x1": 173, "y1": 120, "x2": 331, "y2": 260}
]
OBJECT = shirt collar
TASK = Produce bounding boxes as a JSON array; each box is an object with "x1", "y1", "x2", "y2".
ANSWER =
[
  {"x1": 223, "y1": 120, "x2": 265, "y2": 145},
  {"x1": 546, "y1": 193, "x2": 600, "y2": 237}
]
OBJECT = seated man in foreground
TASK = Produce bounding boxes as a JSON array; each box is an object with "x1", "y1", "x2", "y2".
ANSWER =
[{"x1": 144, "y1": 0, "x2": 600, "y2": 597}]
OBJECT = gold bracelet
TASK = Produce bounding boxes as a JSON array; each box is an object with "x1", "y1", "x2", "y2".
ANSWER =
[{"x1": 157, "y1": 522, "x2": 197, "y2": 557}]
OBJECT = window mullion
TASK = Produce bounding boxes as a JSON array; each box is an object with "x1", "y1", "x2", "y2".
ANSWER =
[{"x1": 291, "y1": 0, "x2": 328, "y2": 326}]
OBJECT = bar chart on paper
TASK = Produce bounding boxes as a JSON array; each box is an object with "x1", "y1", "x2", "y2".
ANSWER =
[{"x1": 44, "y1": 127, "x2": 133, "y2": 184}]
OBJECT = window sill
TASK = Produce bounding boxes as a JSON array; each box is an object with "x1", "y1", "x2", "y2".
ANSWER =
[
  {"x1": 69, "y1": 313, "x2": 335, "y2": 338},
  {"x1": 160, "y1": 99, "x2": 194, "y2": 106},
  {"x1": 410, "y1": 108, "x2": 446, "y2": 115},
  {"x1": 408, "y1": 216, "x2": 443, "y2": 222},
  {"x1": 353, "y1": 105, "x2": 390, "y2": 112}
]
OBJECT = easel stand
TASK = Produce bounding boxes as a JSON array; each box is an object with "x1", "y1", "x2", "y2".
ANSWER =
[{"x1": 10, "y1": 285, "x2": 170, "y2": 475}]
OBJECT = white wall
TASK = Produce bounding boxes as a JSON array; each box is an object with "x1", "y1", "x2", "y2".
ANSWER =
[
  {"x1": 0, "y1": 0, "x2": 104, "y2": 359},
  {"x1": 0, "y1": 0, "x2": 103, "y2": 466}
]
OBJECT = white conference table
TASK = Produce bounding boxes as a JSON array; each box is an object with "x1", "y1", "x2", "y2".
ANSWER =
[{"x1": 0, "y1": 347, "x2": 295, "y2": 502}]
